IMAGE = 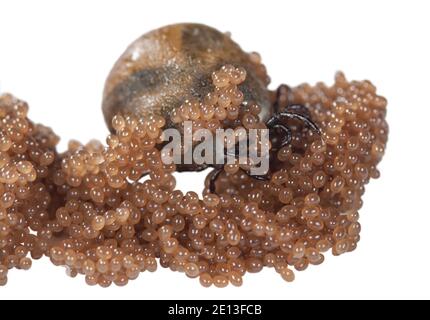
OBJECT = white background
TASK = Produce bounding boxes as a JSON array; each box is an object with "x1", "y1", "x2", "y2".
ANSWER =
[{"x1": 0, "y1": 0, "x2": 429, "y2": 300}]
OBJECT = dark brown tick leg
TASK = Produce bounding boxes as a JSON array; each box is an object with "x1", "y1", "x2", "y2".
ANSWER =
[{"x1": 212, "y1": 103, "x2": 321, "y2": 193}]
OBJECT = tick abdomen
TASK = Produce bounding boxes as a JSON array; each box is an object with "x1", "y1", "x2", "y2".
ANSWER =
[{"x1": 102, "y1": 23, "x2": 271, "y2": 131}]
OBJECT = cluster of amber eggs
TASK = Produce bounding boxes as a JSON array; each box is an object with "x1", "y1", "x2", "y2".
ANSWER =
[{"x1": 0, "y1": 63, "x2": 387, "y2": 288}]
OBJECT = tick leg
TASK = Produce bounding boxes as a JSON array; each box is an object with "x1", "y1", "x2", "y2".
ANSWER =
[
  {"x1": 270, "y1": 123, "x2": 292, "y2": 151},
  {"x1": 285, "y1": 104, "x2": 311, "y2": 118},
  {"x1": 273, "y1": 110, "x2": 321, "y2": 135}
]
